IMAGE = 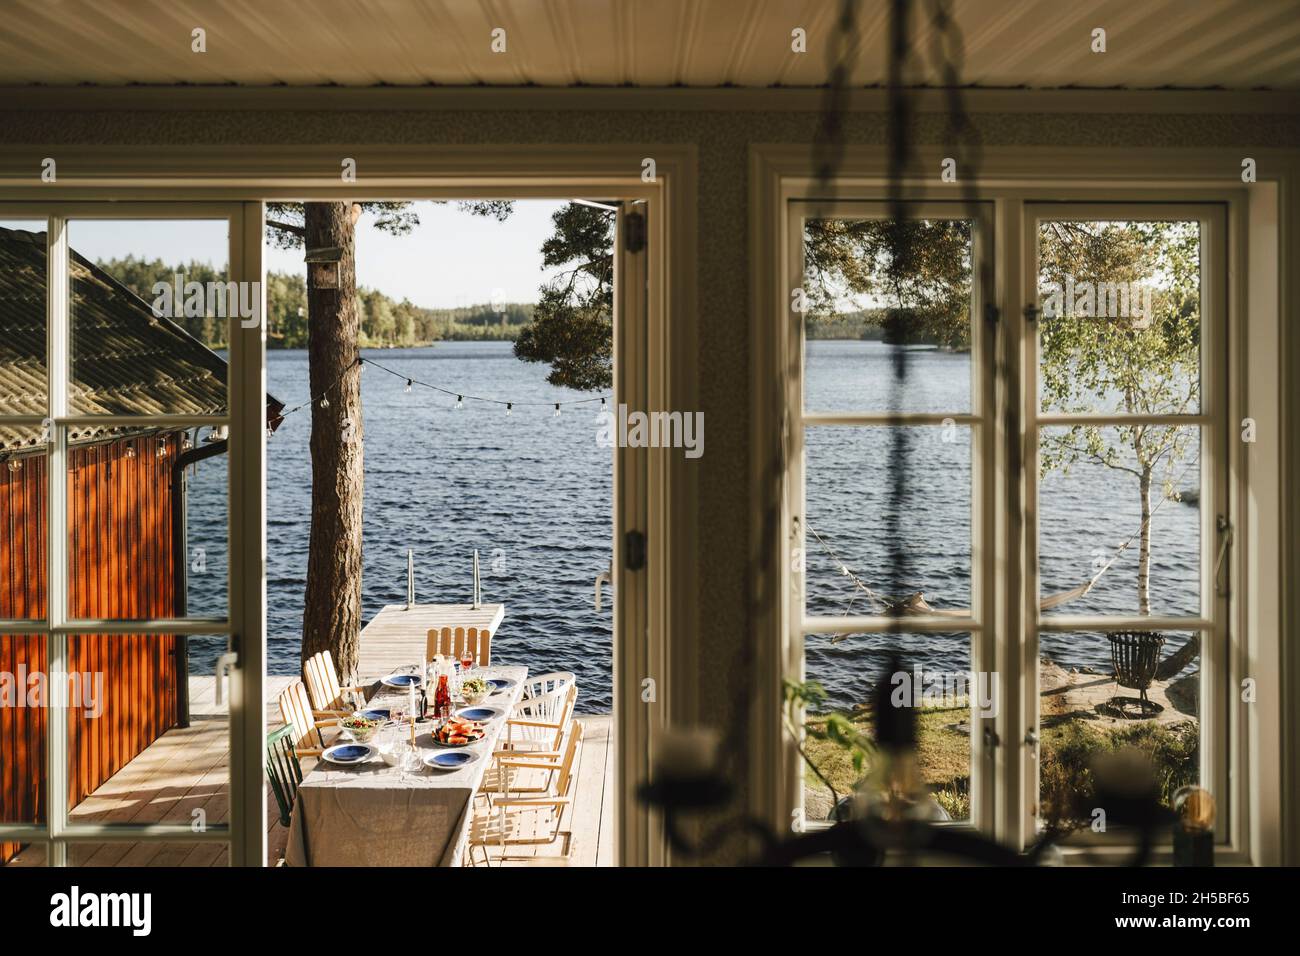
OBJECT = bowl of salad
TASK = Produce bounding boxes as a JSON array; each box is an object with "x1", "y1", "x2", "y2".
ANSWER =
[
  {"x1": 459, "y1": 676, "x2": 491, "y2": 706},
  {"x1": 340, "y1": 713, "x2": 381, "y2": 743}
]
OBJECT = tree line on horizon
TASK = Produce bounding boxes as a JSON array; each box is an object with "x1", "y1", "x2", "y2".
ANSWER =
[{"x1": 94, "y1": 254, "x2": 534, "y2": 349}]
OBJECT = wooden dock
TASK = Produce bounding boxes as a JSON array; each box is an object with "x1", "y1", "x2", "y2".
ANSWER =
[{"x1": 356, "y1": 602, "x2": 505, "y2": 681}]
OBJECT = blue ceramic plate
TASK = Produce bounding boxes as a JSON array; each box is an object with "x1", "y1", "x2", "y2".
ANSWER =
[
  {"x1": 360, "y1": 708, "x2": 390, "y2": 721},
  {"x1": 380, "y1": 673, "x2": 422, "y2": 689},
  {"x1": 456, "y1": 706, "x2": 502, "y2": 722},
  {"x1": 322, "y1": 743, "x2": 376, "y2": 766},
  {"x1": 424, "y1": 750, "x2": 479, "y2": 771},
  {"x1": 486, "y1": 678, "x2": 515, "y2": 694}
]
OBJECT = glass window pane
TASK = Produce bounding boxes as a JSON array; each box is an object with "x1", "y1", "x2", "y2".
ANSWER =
[
  {"x1": 66, "y1": 219, "x2": 231, "y2": 416},
  {"x1": 0, "y1": 449, "x2": 48, "y2": 625},
  {"x1": 0, "y1": 220, "x2": 51, "y2": 448},
  {"x1": 1, "y1": 635, "x2": 46, "y2": 837},
  {"x1": 66, "y1": 425, "x2": 229, "y2": 621},
  {"x1": 1038, "y1": 630, "x2": 1201, "y2": 830},
  {"x1": 67, "y1": 841, "x2": 228, "y2": 867},
  {"x1": 1039, "y1": 425, "x2": 1201, "y2": 618},
  {"x1": 804, "y1": 425, "x2": 971, "y2": 616},
  {"x1": 803, "y1": 218, "x2": 972, "y2": 413},
  {"x1": 1037, "y1": 219, "x2": 1201, "y2": 415},
  {"x1": 67, "y1": 633, "x2": 230, "y2": 837},
  {"x1": 800, "y1": 630, "x2": 974, "y2": 823}
]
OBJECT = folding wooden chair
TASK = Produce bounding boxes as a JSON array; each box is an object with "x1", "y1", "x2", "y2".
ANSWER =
[{"x1": 303, "y1": 648, "x2": 368, "y2": 715}]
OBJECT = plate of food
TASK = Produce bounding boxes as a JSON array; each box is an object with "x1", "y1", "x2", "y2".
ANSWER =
[
  {"x1": 432, "y1": 716, "x2": 487, "y2": 747},
  {"x1": 424, "y1": 750, "x2": 479, "y2": 771},
  {"x1": 322, "y1": 743, "x2": 376, "y2": 766},
  {"x1": 459, "y1": 676, "x2": 491, "y2": 705},
  {"x1": 456, "y1": 706, "x2": 502, "y2": 722},
  {"x1": 380, "y1": 673, "x2": 422, "y2": 689}
]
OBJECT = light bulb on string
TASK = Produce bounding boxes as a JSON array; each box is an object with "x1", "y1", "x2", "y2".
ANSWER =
[
  {"x1": 6, "y1": 458, "x2": 21, "y2": 473},
  {"x1": 506, "y1": 403, "x2": 513, "y2": 417},
  {"x1": 125, "y1": 444, "x2": 136, "y2": 459},
  {"x1": 156, "y1": 439, "x2": 167, "y2": 459},
  {"x1": 455, "y1": 395, "x2": 463, "y2": 410},
  {"x1": 320, "y1": 397, "x2": 330, "y2": 409},
  {"x1": 554, "y1": 403, "x2": 561, "y2": 417},
  {"x1": 404, "y1": 379, "x2": 413, "y2": 394}
]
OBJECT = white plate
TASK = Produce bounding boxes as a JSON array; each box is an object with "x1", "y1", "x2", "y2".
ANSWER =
[
  {"x1": 455, "y1": 706, "x2": 503, "y2": 722},
  {"x1": 380, "y1": 673, "x2": 423, "y2": 689},
  {"x1": 423, "y1": 750, "x2": 480, "y2": 772},
  {"x1": 322, "y1": 743, "x2": 377, "y2": 766}
]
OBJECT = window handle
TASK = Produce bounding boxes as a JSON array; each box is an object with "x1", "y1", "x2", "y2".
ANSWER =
[
  {"x1": 214, "y1": 650, "x2": 238, "y2": 706},
  {"x1": 1214, "y1": 515, "x2": 1233, "y2": 598},
  {"x1": 1024, "y1": 728, "x2": 1040, "y2": 757}
]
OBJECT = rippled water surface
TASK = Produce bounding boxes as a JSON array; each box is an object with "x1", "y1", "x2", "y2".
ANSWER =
[{"x1": 186, "y1": 340, "x2": 1200, "y2": 713}]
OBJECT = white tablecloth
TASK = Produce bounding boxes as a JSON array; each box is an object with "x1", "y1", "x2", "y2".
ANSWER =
[{"x1": 285, "y1": 664, "x2": 527, "y2": 867}]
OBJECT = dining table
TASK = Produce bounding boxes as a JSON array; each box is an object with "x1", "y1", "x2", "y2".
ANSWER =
[{"x1": 285, "y1": 663, "x2": 528, "y2": 867}]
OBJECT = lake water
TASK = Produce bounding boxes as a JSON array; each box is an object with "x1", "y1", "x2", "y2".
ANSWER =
[{"x1": 185, "y1": 340, "x2": 1201, "y2": 713}]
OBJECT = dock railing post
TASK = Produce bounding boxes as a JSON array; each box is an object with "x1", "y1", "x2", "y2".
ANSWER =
[
  {"x1": 472, "y1": 549, "x2": 481, "y2": 609},
  {"x1": 406, "y1": 548, "x2": 414, "y2": 610}
]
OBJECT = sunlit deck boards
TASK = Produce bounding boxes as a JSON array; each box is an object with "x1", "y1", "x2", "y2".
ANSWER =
[
  {"x1": 356, "y1": 603, "x2": 505, "y2": 681},
  {"x1": 494, "y1": 715, "x2": 614, "y2": 868}
]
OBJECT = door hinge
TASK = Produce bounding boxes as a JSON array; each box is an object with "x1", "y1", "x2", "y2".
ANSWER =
[
  {"x1": 623, "y1": 530, "x2": 646, "y2": 571},
  {"x1": 623, "y1": 210, "x2": 646, "y2": 254}
]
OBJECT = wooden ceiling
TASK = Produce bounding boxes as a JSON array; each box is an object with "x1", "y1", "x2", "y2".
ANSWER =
[{"x1": 2, "y1": 0, "x2": 1298, "y2": 91}]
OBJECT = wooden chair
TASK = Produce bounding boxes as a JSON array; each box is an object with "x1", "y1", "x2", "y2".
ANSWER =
[
  {"x1": 277, "y1": 679, "x2": 340, "y2": 758},
  {"x1": 467, "y1": 721, "x2": 584, "y2": 866},
  {"x1": 265, "y1": 724, "x2": 303, "y2": 827},
  {"x1": 501, "y1": 686, "x2": 574, "y2": 759},
  {"x1": 426, "y1": 625, "x2": 491, "y2": 666},
  {"x1": 303, "y1": 649, "x2": 368, "y2": 715}
]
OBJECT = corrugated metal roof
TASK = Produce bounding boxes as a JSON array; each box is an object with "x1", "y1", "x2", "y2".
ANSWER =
[
  {"x1": 0, "y1": 227, "x2": 281, "y2": 453},
  {"x1": 0, "y1": 0, "x2": 1296, "y2": 91}
]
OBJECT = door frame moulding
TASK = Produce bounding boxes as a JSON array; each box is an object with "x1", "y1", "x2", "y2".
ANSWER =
[{"x1": 0, "y1": 143, "x2": 700, "y2": 868}]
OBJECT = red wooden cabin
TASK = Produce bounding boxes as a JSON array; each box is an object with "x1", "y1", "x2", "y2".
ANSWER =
[{"x1": 0, "y1": 227, "x2": 281, "y2": 863}]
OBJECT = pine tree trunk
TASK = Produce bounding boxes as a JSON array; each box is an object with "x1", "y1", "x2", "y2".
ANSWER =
[
  {"x1": 299, "y1": 202, "x2": 364, "y2": 682},
  {"x1": 1137, "y1": 465, "x2": 1152, "y2": 616}
]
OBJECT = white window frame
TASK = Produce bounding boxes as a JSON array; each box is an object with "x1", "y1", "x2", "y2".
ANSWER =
[
  {"x1": 0, "y1": 201, "x2": 262, "y2": 866},
  {"x1": 786, "y1": 199, "x2": 997, "y2": 830},
  {"x1": 751, "y1": 144, "x2": 1288, "y2": 864}
]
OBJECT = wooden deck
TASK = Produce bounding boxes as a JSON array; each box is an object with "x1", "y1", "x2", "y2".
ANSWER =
[
  {"x1": 356, "y1": 602, "x2": 505, "y2": 681},
  {"x1": 5, "y1": 675, "x2": 613, "y2": 867}
]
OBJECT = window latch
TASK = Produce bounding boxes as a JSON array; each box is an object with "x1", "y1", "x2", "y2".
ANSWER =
[
  {"x1": 1023, "y1": 304, "x2": 1041, "y2": 324},
  {"x1": 982, "y1": 726, "x2": 1000, "y2": 750},
  {"x1": 1214, "y1": 515, "x2": 1234, "y2": 598}
]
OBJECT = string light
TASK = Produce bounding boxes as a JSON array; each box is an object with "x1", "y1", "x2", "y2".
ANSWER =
[
  {"x1": 405, "y1": 379, "x2": 413, "y2": 393},
  {"x1": 6, "y1": 459, "x2": 20, "y2": 473},
  {"x1": 455, "y1": 395, "x2": 463, "y2": 409},
  {"x1": 554, "y1": 403, "x2": 561, "y2": 417},
  {"x1": 125, "y1": 444, "x2": 136, "y2": 459},
  {"x1": 319, "y1": 397, "x2": 330, "y2": 409},
  {"x1": 506, "y1": 403, "x2": 512, "y2": 416},
  {"x1": 156, "y1": 439, "x2": 167, "y2": 458}
]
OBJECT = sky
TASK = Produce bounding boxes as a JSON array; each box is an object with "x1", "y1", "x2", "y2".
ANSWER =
[{"x1": 2, "y1": 200, "x2": 569, "y2": 309}]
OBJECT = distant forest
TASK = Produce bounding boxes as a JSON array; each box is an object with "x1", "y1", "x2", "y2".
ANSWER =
[{"x1": 95, "y1": 255, "x2": 534, "y2": 349}]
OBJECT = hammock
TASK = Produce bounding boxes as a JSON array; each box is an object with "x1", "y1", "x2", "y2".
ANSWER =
[{"x1": 809, "y1": 455, "x2": 1197, "y2": 630}]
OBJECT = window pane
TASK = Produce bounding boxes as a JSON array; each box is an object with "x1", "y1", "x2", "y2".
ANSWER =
[
  {"x1": 1037, "y1": 219, "x2": 1201, "y2": 415},
  {"x1": 1038, "y1": 630, "x2": 1201, "y2": 831},
  {"x1": 66, "y1": 425, "x2": 229, "y2": 621},
  {"x1": 1038, "y1": 425, "x2": 1201, "y2": 618},
  {"x1": 67, "y1": 633, "x2": 230, "y2": 837},
  {"x1": 66, "y1": 219, "x2": 231, "y2": 416},
  {"x1": 1, "y1": 635, "x2": 46, "y2": 836},
  {"x1": 0, "y1": 449, "x2": 48, "y2": 625},
  {"x1": 0, "y1": 220, "x2": 49, "y2": 429},
  {"x1": 803, "y1": 218, "x2": 971, "y2": 413},
  {"x1": 69, "y1": 841, "x2": 227, "y2": 867},
  {"x1": 804, "y1": 425, "x2": 971, "y2": 616},
  {"x1": 801, "y1": 630, "x2": 974, "y2": 824}
]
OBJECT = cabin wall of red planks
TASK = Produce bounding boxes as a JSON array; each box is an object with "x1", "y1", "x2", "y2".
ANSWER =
[{"x1": 1, "y1": 435, "x2": 181, "y2": 863}]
